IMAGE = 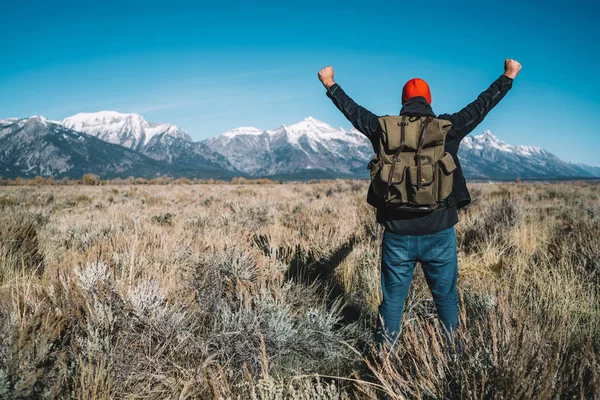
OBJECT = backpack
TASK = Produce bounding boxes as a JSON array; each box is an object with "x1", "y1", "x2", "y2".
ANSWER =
[{"x1": 367, "y1": 115, "x2": 457, "y2": 212}]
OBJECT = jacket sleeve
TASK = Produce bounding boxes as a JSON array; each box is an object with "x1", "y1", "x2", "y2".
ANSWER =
[
  {"x1": 326, "y1": 84, "x2": 380, "y2": 139},
  {"x1": 438, "y1": 75, "x2": 513, "y2": 140}
]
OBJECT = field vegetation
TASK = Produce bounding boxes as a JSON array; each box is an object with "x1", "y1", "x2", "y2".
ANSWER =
[{"x1": 0, "y1": 180, "x2": 598, "y2": 399}]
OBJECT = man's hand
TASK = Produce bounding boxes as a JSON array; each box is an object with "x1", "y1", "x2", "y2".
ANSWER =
[
  {"x1": 504, "y1": 59, "x2": 522, "y2": 79},
  {"x1": 318, "y1": 66, "x2": 336, "y2": 89}
]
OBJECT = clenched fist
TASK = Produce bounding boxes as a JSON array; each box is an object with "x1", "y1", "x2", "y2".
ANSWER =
[
  {"x1": 318, "y1": 66, "x2": 336, "y2": 89},
  {"x1": 504, "y1": 59, "x2": 522, "y2": 79}
]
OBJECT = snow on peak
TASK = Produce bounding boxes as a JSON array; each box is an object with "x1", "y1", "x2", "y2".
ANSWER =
[
  {"x1": 474, "y1": 130, "x2": 500, "y2": 141},
  {"x1": 29, "y1": 115, "x2": 50, "y2": 124},
  {"x1": 62, "y1": 111, "x2": 192, "y2": 147},
  {"x1": 0, "y1": 118, "x2": 22, "y2": 132},
  {"x1": 280, "y1": 117, "x2": 352, "y2": 145},
  {"x1": 466, "y1": 130, "x2": 514, "y2": 153},
  {"x1": 289, "y1": 116, "x2": 337, "y2": 131},
  {"x1": 463, "y1": 130, "x2": 548, "y2": 157},
  {"x1": 219, "y1": 117, "x2": 359, "y2": 145},
  {"x1": 22, "y1": 116, "x2": 64, "y2": 130},
  {"x1": 223, "y1": 126, "x2": 264, "y2": 138},
  {"x1": 64, "y1": 111, "x2": 149, "y2": 133},
  {"x1": 514, "y1": 145, "x2": 545, "y2": 157},
  {"x1": 211, "y1": 117, "x2": 370, "y2": 163}
]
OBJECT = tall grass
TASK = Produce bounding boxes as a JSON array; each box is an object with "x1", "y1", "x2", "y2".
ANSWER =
[{"x1": 0, "y1": 181, "x2": 598, "y2": 398}]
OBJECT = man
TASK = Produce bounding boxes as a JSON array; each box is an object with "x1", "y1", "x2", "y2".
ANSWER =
[{"x1": 318, "y1": 60, "x2": 521, "y2": 345}]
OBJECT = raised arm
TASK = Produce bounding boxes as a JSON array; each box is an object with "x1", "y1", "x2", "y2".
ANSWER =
[
  {"x1": 439, "y1": 59, "x2": 522, "y2": 140},
  {"x1": 318, "y1": 66, "x2": 380, "y2": 139}
]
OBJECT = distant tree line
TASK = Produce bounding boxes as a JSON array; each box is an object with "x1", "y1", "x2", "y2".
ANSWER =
[{"x1": 0, "y1": 174, "x2": 286, "y2": 186}]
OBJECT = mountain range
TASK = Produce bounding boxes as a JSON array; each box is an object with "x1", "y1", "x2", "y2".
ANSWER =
[{"x1": 0, "y1": 112, "x2": 598, "y2": 181}]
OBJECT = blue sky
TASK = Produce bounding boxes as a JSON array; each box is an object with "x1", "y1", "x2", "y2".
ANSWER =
[{"x1": 1, "y1": 0, "x2": 599, "y2": 165}]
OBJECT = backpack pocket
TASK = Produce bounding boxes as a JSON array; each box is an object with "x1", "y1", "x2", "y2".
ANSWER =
[
  {"x1": 407, "y1": 164, "x2": 435, "y2": 205},
  {"x1": 367, "y1": 156, "x2": 380, "y2": 181},
  {"x1": 380, "y1": 163, "x2": 406, "y2": 185},
  {"x1": 377, "y1": 162, "x2": 408, "y2": 204},
  {"x1": 437, "y1": 152, "x2": 456, "y2": 200}
]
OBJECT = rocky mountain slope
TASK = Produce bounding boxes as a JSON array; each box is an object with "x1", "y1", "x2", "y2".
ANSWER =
[
  {"x1": 62, "y1": 111, "x2": 235, "y2": 173},
  {"x1": 62, "y1": 111, "x2": 192, "y2": 151},
  {"x1": 203, "y1": 117, "x2": 372, "y2": 177},
  {"x1": 458, "y1": 130, "x2": 594, "y2": 180},
  {"x1": 0, "y1": 116, "x2": 165, "y2": 178},
  {"x1": 0, "y1": 116, "x2": 234, "y2": 179}
]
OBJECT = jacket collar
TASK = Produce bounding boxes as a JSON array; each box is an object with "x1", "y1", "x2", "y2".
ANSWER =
[{"x1": 399, "y1": 96, "x2": 436, "y2": 118}]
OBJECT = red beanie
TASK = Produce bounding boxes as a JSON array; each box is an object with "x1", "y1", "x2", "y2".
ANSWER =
[{"x1": 402, "y1": 78, "x2": 432, "y2": 105}]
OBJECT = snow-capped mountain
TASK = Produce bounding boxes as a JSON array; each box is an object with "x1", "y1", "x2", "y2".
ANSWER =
[
  {"x1": 1, "y1": 113, "x2": 598, "y2": 181},
  {"x1": 62, "y1": 111, "x2": 235, "y2": 173},
  {"x1": 458, "y1": 130, "x2": 592, "y2": 179},
  {"x1": 0, "y1": 116, "x2": 167, "y2": 178},
  {"x1": 0, "y1": 116, "x2": 238, "y2": 179},
  {"x1": 62, "y1": 111, "x2": 192, "y2": 152},
  {"x1": 204, "y1": 117, "x2": 372, "y2": 177}
]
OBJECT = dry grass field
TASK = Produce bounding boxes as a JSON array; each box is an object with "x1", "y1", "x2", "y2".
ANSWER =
[{"x1": 0, "y1": 180, "x2": 598, "y2": 399}]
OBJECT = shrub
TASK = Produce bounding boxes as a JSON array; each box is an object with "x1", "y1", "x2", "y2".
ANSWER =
[
  {"x1": 0, "y1": 197, "x2": 17, "y2": 209},
  {"x1": 75, "y1": 194, "x2": 93, "y2": 205},
  {"x1": 151, "y1": 212, "x2": 174, "y2": 226},
  {"x1": 175, "y1": 177, "x2": 191, "y2": 185},
  {"x1": 194, "y1": 246, "x2": 360, "y2": 381},
  {"x1": 82, "y1": 174, "x2": 100, "y2": 185}
]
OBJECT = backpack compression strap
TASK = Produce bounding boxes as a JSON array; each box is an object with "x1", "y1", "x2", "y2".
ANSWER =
[
  {"x1": 386, "y1": 115, "x2": 407, "y2": 190},
  {"x1": 416, "y1": 117, "x2": 432, "y2": 190}
]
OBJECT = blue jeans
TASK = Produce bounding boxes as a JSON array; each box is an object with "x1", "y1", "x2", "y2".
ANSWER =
[{"x1": 376, "y1": 226, "x2": 459, "y2": 344}]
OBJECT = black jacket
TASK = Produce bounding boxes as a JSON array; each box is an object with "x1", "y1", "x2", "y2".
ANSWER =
[
  {"x1": 326, "y1": 74, "x2": 513, "y2": 213},
  {"x1": 326, "y1": 74, "x2": 513, "y2": 234}
]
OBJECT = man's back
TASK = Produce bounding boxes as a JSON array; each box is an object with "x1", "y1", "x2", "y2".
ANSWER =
[{"x1": 320, "y1": 64, "x2": 517, "y2": 235}]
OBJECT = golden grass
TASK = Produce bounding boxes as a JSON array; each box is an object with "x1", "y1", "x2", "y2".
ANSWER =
[{"x1": 0, "y1": 180, "x2": 598, "y2": 399}]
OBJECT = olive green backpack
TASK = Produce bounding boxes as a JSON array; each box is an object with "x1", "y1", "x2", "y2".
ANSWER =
[{"x1": 367, "y1": 115, "x2": 457, "y2": 212}]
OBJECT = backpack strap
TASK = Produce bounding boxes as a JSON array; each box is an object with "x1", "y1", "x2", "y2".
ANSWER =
[
  {"x1": 415, "y1": 117, "x2": 432, "y2": 190},
  {"x1": 386, "y1": 115, "x2": 408, "y2": 191}
]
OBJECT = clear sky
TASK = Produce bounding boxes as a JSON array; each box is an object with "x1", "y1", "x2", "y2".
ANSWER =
[{"x1": 2, "y1": 0, "x2": 599, "y2": 165}]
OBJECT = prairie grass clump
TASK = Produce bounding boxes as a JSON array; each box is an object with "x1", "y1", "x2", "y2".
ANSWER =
[
  {"x1": 74, "y1": 194, "x2": 93, "y2": 204},
  {"x1": 2, "y1": 309, "x2": 72, "y2": 399},
  {"x1": 548, "y1": 215, "x2": 600, "y2": 283},
  {"x1": 458, "y1": 197, "x2": 518, "y2": 254},
  {"x1": 0, "y1": 214, "x2": 44, "y2": 278},
  {"x1": 0, "y1": 196, "x2": 18, "y2": 208}
]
